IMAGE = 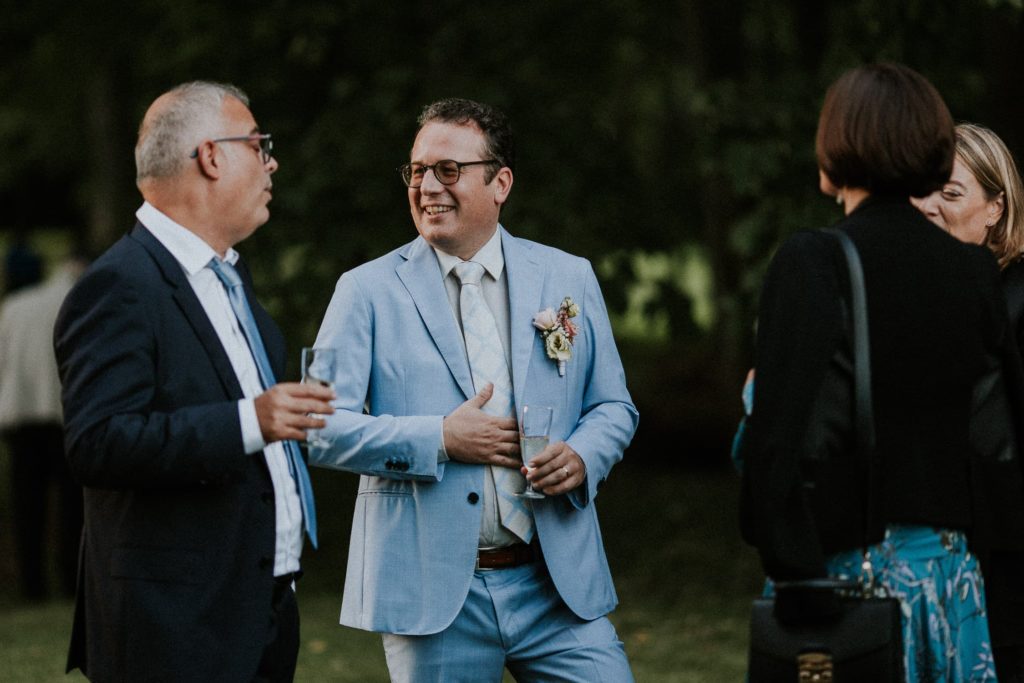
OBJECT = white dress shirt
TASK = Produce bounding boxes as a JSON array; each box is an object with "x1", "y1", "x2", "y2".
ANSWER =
[
  {"x1": 137, "y1": 202, "x2": 303, "y2": 576},
  {"x1": 433, "y1": 226, "x2": 533, "y2": 548}
]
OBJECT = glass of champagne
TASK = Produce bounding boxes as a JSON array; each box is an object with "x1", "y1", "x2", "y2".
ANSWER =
[
  {"x1": 516, "y1": 404, "x2": 553, "y2": 499},
  {"x1": 300, "y1": 347, "x2": 336, "y2": 449}
]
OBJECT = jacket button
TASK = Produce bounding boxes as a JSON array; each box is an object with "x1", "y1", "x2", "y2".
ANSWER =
[
  {"x1": 258, "y1": 556, "x2": 272, "y2": 569},
  {"x1": 467, "y1": 492, "x2": 479, "y2": 504},
  {"x1": 261, "y1": 492, "x2": 273, "y2": 505}
]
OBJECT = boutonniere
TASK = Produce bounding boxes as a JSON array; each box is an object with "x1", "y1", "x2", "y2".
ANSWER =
[{"x1": 533, "y1": 296, "x2": 580, "y2": 377}]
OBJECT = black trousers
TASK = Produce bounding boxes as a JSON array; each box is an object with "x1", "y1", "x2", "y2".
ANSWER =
[
  {"x1": 253, "y1": 576, "x2": 301, "y2": 682},
  {"x1": 6, "y1": 423, "x2": 82, "y2": 599},
  {"x1": 996, "y1": 646, "x2": 1024, "y2": 683}
]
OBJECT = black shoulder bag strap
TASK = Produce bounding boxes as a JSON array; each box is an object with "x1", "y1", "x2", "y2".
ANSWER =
[
  {"x1": 827, "y1": 228, "x2": 874, "y2": 460},
  {"x1": 826, "y1": 227, "x2": 879, "y2": 591}
]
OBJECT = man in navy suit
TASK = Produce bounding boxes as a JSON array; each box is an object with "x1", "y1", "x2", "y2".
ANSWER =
[
  {"x1": 312, "y1": 98, "x2": 638, "y2": 682},
  {"x1": 54, "y1": 81, "x2": 334, "y2": 682}
]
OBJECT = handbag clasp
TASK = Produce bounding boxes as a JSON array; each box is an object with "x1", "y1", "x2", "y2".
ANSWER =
[{"x1": 797, "y1": 651, "x2": 834, "y2": 682}]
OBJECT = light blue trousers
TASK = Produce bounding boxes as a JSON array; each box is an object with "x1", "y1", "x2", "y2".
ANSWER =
[{"x1": 382, "y1": 562, "x2": 634, "y2": 683}]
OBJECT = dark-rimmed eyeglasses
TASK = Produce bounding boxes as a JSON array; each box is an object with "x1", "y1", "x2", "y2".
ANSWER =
[
  {"x1": 190, "y1": 134, "x2": 274, "y2": 164},
  {"x1": 398, "y1": 159, "x2": 498, "y2": 188}
]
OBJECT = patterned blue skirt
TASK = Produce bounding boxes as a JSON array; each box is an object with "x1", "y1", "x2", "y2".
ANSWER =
[{"x1": 763, "y1": 526, "x2": 996, "y2": 682}]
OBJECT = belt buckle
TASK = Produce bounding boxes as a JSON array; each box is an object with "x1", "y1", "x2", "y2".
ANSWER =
[{"x1": 476, "y1": 545, "x2": 500, "y2": 572}]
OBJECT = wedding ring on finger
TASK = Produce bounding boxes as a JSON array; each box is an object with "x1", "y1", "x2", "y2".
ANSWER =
[{"x1": 562, "y1": 466, "x2": 570, "y2": 480}]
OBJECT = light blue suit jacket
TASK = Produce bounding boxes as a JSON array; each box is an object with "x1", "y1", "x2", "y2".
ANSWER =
[{"x1": 312, "y1": 227, "x2": 638, "y2": 635}]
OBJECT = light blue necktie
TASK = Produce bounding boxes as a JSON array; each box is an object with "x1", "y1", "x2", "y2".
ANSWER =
[
  {"x1": 208, "y1": 257, "x2": 318, "y2": 549},
  {"x1": 454, "y1": 261, "x2": 534, "y2": 543}
]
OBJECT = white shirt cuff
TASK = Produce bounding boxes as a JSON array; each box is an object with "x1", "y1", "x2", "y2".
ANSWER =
[
  {"x1": 437, "y1": 417, "x2": 449, "y2": 464},
  {"x1": 239, "y1": 399, "x2": 267, "y2": 454}
]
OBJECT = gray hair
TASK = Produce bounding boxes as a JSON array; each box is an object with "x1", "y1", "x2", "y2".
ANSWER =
[{"x1": 135, "y1": 81, "x2": 249, "y2": 182}]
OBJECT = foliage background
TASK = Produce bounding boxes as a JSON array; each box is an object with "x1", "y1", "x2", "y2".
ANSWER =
[
  {"x1": 3, "y1": 1, "x2": 1024, "y2": 679},
  {"x1": 2, "y1": 1, "x2": 1024, "y2": 456}
]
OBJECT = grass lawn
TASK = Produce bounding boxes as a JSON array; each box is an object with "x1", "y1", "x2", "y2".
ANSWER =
[{"x1": 0, "y1": 456, "x2": 764, "y2": 681}]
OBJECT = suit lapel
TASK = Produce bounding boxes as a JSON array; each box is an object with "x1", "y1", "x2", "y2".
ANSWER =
[
  {"x1": 130, "y1": 223, "x2": 244, "y2": 399},
  {"x1": 502, "y1": 229, "x2": 544, "y2": 413},
  {"x1": 396, "y1": 238, "x2": 476, "y2": 399}
]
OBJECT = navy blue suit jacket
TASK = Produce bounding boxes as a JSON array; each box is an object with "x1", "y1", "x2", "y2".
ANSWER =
[{"x1": 55, "y1": 223, "x2": 287, "y2": 681}]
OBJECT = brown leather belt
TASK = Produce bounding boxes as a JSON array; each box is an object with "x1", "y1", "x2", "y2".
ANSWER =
[{"x1": 476, "y1": 542, "x2": 537, "y2": 571}]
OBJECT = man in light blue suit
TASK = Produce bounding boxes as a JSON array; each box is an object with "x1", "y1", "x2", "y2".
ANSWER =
[{"x1": 312, "y1": 98, "x2": 638, "y2": 682}]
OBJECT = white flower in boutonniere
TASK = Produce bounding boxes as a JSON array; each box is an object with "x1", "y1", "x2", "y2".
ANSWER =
[{"x1": 533, "y1": 296, "x2": 580, "y2": 377}]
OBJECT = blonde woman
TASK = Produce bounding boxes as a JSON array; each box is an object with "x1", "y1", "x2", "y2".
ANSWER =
[
  {"x1": 915, "y1": 122, "x2": 1024, "y2": 683},
  {"x1": 914, "y1": 123, "x2": 1024, "y2": 263}
]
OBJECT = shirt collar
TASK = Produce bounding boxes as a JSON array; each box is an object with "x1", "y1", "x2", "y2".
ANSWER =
[
  {"x1": 433, "y1": 225, "x2": 505, "y2": 281},
  {"x1": 136, "y1": 201, "x2": 239, "y2": 275}
]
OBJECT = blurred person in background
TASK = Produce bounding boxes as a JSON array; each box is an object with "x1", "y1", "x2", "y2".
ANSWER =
[
  {"x1": 740, "y1": 64, "x2": 1024, "y2": 682},
  {"x1": 0, "y1": 252, "x2": 87, "y2": 600},
  {"x1": 914, "y1": 121, "x2": 1024, "y2": 682},
  {"x1": 3, "y1": 229, "x2": 43, "y2": 294}
]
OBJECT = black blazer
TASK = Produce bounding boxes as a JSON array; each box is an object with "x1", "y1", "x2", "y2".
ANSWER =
[
  {"x1": 740, "y1": 196, "x2": 1024, "y2": 584},
  {"x1": 55, "y1": 223, "x2": 288, "y2": 681},
  {"x1": 983, "y1": 258, "x2": 1024, "y2": 648}
]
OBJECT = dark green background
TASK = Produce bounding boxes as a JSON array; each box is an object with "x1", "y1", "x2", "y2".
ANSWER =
[
  {"x1": 3, "y1": 3, "x2": 1024, "y2": 677},
  {"x1": 3, "y1": 0, "x2": 1024, "y2": 462}
]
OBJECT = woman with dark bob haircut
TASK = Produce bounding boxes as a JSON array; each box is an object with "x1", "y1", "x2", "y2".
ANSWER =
[{"x1": 739, "y1": 63, "x2": 1024, "y2": 681}]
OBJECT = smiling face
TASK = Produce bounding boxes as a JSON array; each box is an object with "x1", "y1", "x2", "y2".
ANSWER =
[
  {"x1": 216, "y1": 96, "x2": 278, "y2": 246},
  {"x1": 912, "y1": 156, "x2": 1003, "y2": 245},
  {"x1": 407, "y1": 121, "x2": 512, "y2": 259}
]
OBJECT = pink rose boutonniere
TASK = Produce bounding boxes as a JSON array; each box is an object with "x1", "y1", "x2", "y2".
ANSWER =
[{"x1": 533, "y1": 296, "x2": 580, "y2": 377}]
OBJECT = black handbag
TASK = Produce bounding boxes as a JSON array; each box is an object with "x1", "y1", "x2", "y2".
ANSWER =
[{"x1": 747, "y1": 229, "x2": 905, "y2": 682}]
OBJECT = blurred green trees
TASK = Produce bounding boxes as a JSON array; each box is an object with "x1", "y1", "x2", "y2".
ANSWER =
[{"x1": 2, "y1": 0, "x2": 1022, "y2": 463}]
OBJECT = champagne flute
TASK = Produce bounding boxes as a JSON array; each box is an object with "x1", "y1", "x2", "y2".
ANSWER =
[
  {"x1": 301, "y1": 347, "x2": 336, "y2": 448},
  {"x1": 516, "y1": 404, "x2": 553, "y2": 499}
]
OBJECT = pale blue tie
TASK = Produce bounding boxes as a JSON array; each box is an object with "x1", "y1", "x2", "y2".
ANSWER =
[
  {"x1": 454, "y1": 261, "x2": 534, "y2": 543},
  {"x1": 208, "y1": 257, "x2": 318, "y2": 549}
]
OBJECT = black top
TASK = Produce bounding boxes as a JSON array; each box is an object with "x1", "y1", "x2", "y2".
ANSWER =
[
  {"x1": 740, "y1": 195, "x2": 1024, "y2": 584},
  {"x1": 1002, "y1": 259, "x2": 1024, "y2": 342},
  {"x1": 987, "y1": 258, "x2": 1024, "y2": 646}
]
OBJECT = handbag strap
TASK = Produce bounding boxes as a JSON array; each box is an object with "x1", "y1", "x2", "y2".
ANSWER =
[
  {"x1": 826, "y1": 228, "x2": 875, "y2": 459},
  {"x1": 824, "y1": 228, "x2": 878, "y2": 591}
]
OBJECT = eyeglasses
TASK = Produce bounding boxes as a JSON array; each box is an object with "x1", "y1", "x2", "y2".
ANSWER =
[
  {"x1": 398, "y1": 159, "x2": 498, "y2": 188},
  {"x1": 190, "y1": 134, "x2": 274, "y2": 164}
]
